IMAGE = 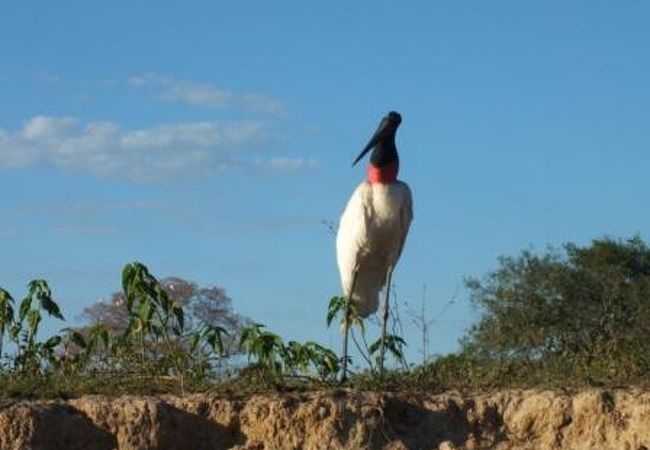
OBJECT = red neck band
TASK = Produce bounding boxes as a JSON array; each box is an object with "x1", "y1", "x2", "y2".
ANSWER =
[{"x1": 368, "y1": 160, "x2": 399, "y2": 184}]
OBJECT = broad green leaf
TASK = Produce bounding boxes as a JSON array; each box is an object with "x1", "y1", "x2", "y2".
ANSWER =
[
  {"x1": 19, "y1": 296, "x2": 32, "y2": 322},
  {"x1": 189, "y1": 333, "x2": 201, "y2": 353},
  {"x1": 44, "y1": 335, "x2": 62, "y2": 350},
  {"x1": 41, "y1": 295, "x2": 64, "y2": 320},
  {"x1": 326, "y1": 296, "x2": 344, "y2": 327}
]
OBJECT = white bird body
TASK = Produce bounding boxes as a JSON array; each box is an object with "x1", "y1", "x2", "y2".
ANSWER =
[
  {"x1": 336, "y1": 179, "x2": 413, "y2": 317},
  {"x1": 336, "y1": 111, "x2": 412, "y2": 380}
]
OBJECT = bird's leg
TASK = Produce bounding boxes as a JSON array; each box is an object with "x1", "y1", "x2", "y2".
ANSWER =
[
  {"x1": 341, "y1": 267, "x2": 358, "y2": 383},
  {"x1": 378, "y1": 265, "x2": 393, "y2": 380}
]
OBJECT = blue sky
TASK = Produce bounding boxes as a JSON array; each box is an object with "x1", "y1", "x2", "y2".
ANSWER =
[{"x1": 1, "y1": 1, "x2": 649, "y2": 364}]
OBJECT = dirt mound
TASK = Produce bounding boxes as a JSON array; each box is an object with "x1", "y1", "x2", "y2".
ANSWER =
[{"x1": 0, "y1": 389, "x2": 649, "y2": 449}]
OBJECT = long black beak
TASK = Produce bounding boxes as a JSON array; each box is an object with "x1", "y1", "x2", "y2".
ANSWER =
[{"x1": 352, "y1": 117, "x2": 389, "y2": 166}]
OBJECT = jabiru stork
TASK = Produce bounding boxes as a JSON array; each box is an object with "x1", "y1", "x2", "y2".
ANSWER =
[{"x1": 336, "y1": 111, "x2": 413, "y2": 380}]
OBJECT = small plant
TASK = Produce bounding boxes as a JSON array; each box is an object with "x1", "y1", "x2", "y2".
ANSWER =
[
  {"x1": 327, "y1": 295, "x2": 407, "y2": 380},
  {"x1": 327, "y1": 296, "x2": 365, "y2": 332},
  {"x1": 189, "y1": 324, "x2": 228, "y2": 377},
  {"x1": 122, "y1": 262, "x2": 187, "y2": 377},
  {"x1": 369, "y1": 334, "x2": 406, "y2": 366},
  {"x1": 0, "y1": 288, "x2": 15, "y2": 365},
  {"x1": 239, "y1": 323, "x2": 286, "y2": 383},
  {"x1": 8, "y1": 280, "x2": 65, "y2": 374},
  {"x1": 238, "y1": 323, "x2": 341, "y2": 385},
  {"x1": 288, "y1": 341, "x2": 340, "y2": 381}
]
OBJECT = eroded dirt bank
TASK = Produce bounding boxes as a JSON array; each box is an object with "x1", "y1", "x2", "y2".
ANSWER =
[{"x1": 0, "y1": 389, "x2": 649, "y2": 450}]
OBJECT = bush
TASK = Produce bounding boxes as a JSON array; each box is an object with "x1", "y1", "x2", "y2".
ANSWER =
[{"x1": 456, "y1": 236, "x2": 650, "y2": 385}]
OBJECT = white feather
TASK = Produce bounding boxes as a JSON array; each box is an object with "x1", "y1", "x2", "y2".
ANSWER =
[{"x1": 336, "y1": 180, "x2": 413, "y2": 317}]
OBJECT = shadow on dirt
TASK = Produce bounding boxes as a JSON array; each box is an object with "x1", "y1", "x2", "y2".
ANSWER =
[{"x1": 380, "y1": 396, "x2": 506, "y2": 449}]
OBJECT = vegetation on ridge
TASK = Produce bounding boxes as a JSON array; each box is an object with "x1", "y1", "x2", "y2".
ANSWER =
[{"x1": 2, "y1": 236, "x2": 650, "y2": 397}]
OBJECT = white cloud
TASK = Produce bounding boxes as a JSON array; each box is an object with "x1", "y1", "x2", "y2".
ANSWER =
[
  {"x1": 240, "y1": 93, "x2": 286, "y2": 116},
  {"x1": 86, "y1": 78, "x2": 119, "y2": 88},
  {"x1": 22, "y1": 116, "x2": 75, "y2": 141},
  {"x1": 55, "y1": 225, "x2": 117, "y2": 236},
  {"x1": 254, "y1": 157, "x2": 320, "y2": 173},
  {"x1": 33, "y1": 70, "x2": 59, "y2": 85},
  {"x1": 7, "y1": 201, "x2": 169, "y2": 221},
  {"x1": 0, "y1": 115, "x2": 312, "y2": 180},
  {"x1": 129, "y1": 72, "x2": 286, "y2": 115},
  {"x1": 160, "y1": 82, "x2": 233, "y2": 108}
]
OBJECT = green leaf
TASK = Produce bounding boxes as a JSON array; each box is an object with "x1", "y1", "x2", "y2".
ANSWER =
[
  {"x1": 0, "y1": 289, "x2": 14, "y2": 329},
  {"x1": 240, "y1": 323, "x2": 265, "y2": 348},
  {"x1": 326, "y1": 296, "x2": 344, "y2": 327},
  {"x1": 369, "y1": 334, "x2": 406, "y2": 359},
  {"x1": 189, "y1": 334, "x2": 201, "y2": 353},
  {"x1": 44, "y1": 335, "x2": 62, "y2": 350},
  {"x1": 138, "y1": 298, "x2": 153, "y2": 322},
  {"x1": 19, "y1": 296, "x2": 32, "y2": 322},
  {"x1": 71, "y1": 331, "x2": 87, "y2": 349},
  {"x1": 88, "y1": 323, "x2": 110, "y2": 350},
  {"x1": 204, "y1": 325, "x2": 226, "y2": 356},
  {"x1": 122, "y1": 263, "x2": 137, "y2": 312},
  {"x1": 27, "y1": 310, "x2": 42, "y2": 336},
  {"x1": 172, "y1": 304, "x2": 184, "y2": 333},
  {"x1": 156, "y1": 285, "x2": 170, "y2": 311},
  {"x1": 41, "y1": 295, "x2": 64, "y2": 321},
  {"x1": 0, "y1": 288, "x2": 14, "y2": 306},
  {"x1": 385, "y1": 335, "x2": 407, "y2": 359}
]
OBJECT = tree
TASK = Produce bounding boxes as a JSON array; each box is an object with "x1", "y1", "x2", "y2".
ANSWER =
[
  {"x1": 79, "y1": 276, "x2": 251, "y2": 357},
  {"x1": 462, "y1": 236, "x2": 650, "y2": 381}
]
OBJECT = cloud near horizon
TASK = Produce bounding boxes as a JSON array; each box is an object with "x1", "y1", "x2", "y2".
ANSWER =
[
  {"x1": 0, "y1": 116, "x2": 315, "y2": 181},
  {"x1": 128, "y1": 72, "x2": 286, "y2": 116}
]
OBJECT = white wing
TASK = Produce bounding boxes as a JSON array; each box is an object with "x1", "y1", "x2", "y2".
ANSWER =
[
  {"x1": 396, "y1": 182, "x2": 413, "y2": 263},
  {"x1": 336, "y1": 182, "x2": 371, "y2": 305}
]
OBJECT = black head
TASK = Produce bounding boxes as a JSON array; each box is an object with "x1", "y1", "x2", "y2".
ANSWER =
[{"x1": 352, "y1": 111, "x2": 402, "y2": 166}]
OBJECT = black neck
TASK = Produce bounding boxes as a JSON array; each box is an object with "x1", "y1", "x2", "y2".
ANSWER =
[{"x1": 370, "y1": 139, "x2": 398, "y2": 167}]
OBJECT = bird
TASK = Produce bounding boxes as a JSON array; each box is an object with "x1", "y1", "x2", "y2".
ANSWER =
[{"x1": 336, "y1": 111, "x2": 413, "y2": 378}]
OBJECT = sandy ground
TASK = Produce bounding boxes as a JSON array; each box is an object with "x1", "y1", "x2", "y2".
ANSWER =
[{"x1": 0, "y1": 388, "x2": 649, "y2": 449}]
